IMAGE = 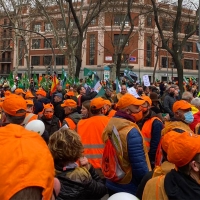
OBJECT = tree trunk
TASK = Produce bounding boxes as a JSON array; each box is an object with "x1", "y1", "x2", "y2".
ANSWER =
[
  {"x1": 116, "y1": 53, "x2": 122, "y2": 79},
  {"x1": 75, "y1": 56, "x2": 82, "y2": 78},
  {"x1": 75, "y1": 37, "x2": 83, "y2": 78}
]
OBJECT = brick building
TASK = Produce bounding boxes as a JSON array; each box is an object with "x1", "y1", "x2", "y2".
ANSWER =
[{"x1": 0, "y1": 1, "x2": 198, "y2": 82}]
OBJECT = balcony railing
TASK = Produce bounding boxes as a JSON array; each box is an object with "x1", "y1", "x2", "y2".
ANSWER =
[{"x1": 0, "y1": 58, "x2": 11, "y2": 62}]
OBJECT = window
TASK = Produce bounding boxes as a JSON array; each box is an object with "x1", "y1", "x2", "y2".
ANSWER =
[
  {"x1": 57, "y1": 20, "x2": 65, "y2": 31},
  {"x1": 161, "y1": 39, "x2": 169, "y2": 49},
  {"x1": 58, "y1": 37, "x2": 66, "y2": 47},
  {"x1": 90, "y1": 18, "x2": 97, "y2": 25},
  {"x1": 45, "y1": 23, "x2": 52, "y2": 32},
  {"x1": 32, "y1": 39, "x2": 40, "y2": 49},
  {"x1": 196, "y1": 60, "x2": 199, "y2": 70},
  {"x1": 121, "y1": 54, "x2": 129, "y2": 63},
  {"x1": 146, "y1": 37, "x2": 152, "y2": 67},
  {"x1": 185, "y1": 24, "x2": 193, "y2": 34},
  {"x1": 147, "y1": 16, "x2": 152, "y2": 27},
  {"x1": 31, "y1": 56, "x2": 40, "y2": 65},
  {"x1": 114, "y1": 14, "x2": 129, "y2": 26},
  {"x1": 184, "y1": 59, "x2": 193, "y2": 69},
  {"x1": 89, "y1": 34, "x2": 95, "y2": 65},
  {"x1": 56, "y1": 55, "x2": 65, "y2": 65},
  {"x1": 162, "y1": 19, "x2": 171, "y2": 31},
  {"x1": 184, "y1": 42, "x2": 193, "y2": 52},
  {"x1": 43, "y1": 56, "x2": 52, "y2": 66},
  {"x1": 33, "y1": 24, "x2": 41, "y2": 32},
  {"x1": 161, "y1": 57, "x2": 168, "y2": 68},
  {"x1": 114, "y1": 34, "x2": 129, "y2": 46},
  {"x1": 44, "y1": 38, "x2": 52, "y2": 48}
]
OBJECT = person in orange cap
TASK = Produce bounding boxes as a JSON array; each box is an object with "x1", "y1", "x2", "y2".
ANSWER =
[
  {"x1": 25, "y1": 90, "x2": 35, "y2": 100},
  {"x1": 61, "y1": 99, "x2": 82, "y2": 130},
  {"x1": 64, "y1": 90, "x2": 78, "y2": 104},
  {"x1": 102, "y1": 93, "x2": 151, "y2": 196},
  {"x1": 162, "y1": 100, "x2": 194, "y2": 135},
  {"x1": 102, "y1": 99, "x2": 116, "y2": 118},
  {"x1": 143, "y1": 132, "x2": 200, "y2": 200},
  {"x1": 39, "y1": 103, "x2": 61, "y2": 137},
  {"x1": 0, "y1": 94, "x2": 55, "y2": 199},
  {"x1": 14, "y1": 88, "x2": 25, "y2": 97},
  {"x1": 77, "y1": 97, "x2": 110, "y2": 178},
  {"x1": 34, "y1": 89, "x2": 50, "y2": 114},
  {"x1": 137, "y1": 95, "x2": 163, "y2": 169},
  {"x1": 22, "y1": 100, "x2": 38, "y2": 126}
]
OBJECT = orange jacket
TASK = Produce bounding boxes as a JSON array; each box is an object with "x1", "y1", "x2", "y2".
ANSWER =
[
  {"x1": 141, "y1": 117, "x2": 162, "y2": 152},
  {"x1": 64, "y1": 117, "x2": 76, "y2": 130},
  {"x1": 77, "y1": 115, "x2": 110, "y2": 168}
]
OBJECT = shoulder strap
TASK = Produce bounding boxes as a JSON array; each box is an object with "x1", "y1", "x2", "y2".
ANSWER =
[{"x1": 22, "y1": 113, "x2": 35, "y2": 126}]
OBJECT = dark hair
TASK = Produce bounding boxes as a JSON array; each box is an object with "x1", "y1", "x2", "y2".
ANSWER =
[
  {"x1": 27, "y1": 105, "x2": 33, "y2": 109},
  {"x1": 82, "y1": 100, "x2": 91, "y2": 112},
  {"x1": 77, "y1": 85, "x2": 83, "y2": 94},
  {"x1": 10, "y1": 187, "x2": 43, "y2": 200},
  {"x1": 90, "y1": 108, "x2": 102, "y2": 115},
  {"x1": 5, "y1": 109, "x2": 26, "y2": 124}
]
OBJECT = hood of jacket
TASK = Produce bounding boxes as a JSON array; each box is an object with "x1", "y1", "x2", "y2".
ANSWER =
[
  {"x1": 68, "y1": 112, "x2": 82, "y2": 124},
  {"x1": 164, "y1": 169, "x2": 200, "y2": 200}
]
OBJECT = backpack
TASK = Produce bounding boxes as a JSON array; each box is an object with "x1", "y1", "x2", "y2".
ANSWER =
[{"x1": 102, "y1": 139, "x2": 125, "y2": 182}]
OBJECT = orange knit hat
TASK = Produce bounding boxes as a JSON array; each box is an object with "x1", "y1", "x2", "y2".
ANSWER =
[
  {"x1": 61, "y1": 99, "x2": 77, "y2": 108},
  {"x1": 167, "y1": 132, "x2": 200, "y2": 167},
  {"x1": 0, "y1": 125, "x2": 55, "y2": 199},
  {"x1": 2, "y1": 94, "x2": 26, "y2": 116}
]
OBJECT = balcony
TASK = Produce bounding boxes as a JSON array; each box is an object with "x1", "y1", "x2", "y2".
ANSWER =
[
  {"x1": 0, "y1": 58, "x2": 12, "y2": 63},
  {"x1": 0, "y1": 46, "x2": 12, "y2": 51},
  {"x1": 1, "y1": 34, "x2": 12, "y2": 39},
  {"x1": 0, "y1": 71, "x2": 10, "y2": 75}
]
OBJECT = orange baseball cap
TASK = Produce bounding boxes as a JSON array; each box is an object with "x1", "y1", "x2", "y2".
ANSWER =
[
  {"x1": 90, "y1": 97, "x2": 105, "y2": 110},
  {"x1": 36, "y1": 89, "x2": 46, "y2": 97},
  {"x1": 66, "y1": 91, "x2": 74, "y2": 96},
  {"x1": 141, "y1": 96, "x2": 152, "y2": 106},
  {"x1": 26, "y1": 100, "x2": 34, "y2": 106},
  {"x1": 167, "y1": 132, "x2": 200, "y2": 167},
  {"x1": 15, "y1": 88, "x2": 25, "y2": 95},
  {"x1": 4, "y1": 91, "x2": 11, "y2": 97},
  {"x1": 161, "y1": 131, "x2": 180, "y2": 153},
  {"x1": 25, "y1": 91, "x2": 35, "y2": 99},
  {"x1": 116, "y1": 93, "x2": 145, "y2": 109},
  {"x1": 172, "y1": 100, "x2": 191, "y2": 113},
  {"x1": 0, "y1": 124, "x2": 54, "y2": 199},
  {"x1": 2, "y1": 94, "x2": 26, "y2": 116},
  {"x1": 61, "y1": 99, "x2": 77, "y2": 108},
  {"x1": 43, "y1": 103, "x2": 54, "y2": 110}
]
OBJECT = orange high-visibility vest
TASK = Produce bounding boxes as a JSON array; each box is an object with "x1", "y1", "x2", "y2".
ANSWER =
[
  {"x1": 107, "y1": 109, "x2": 116, "y2": 118},
  {"x1": 141, "y1": 117, "x2": 162, "y2": 152},
  {"x1": 77, "y1": 115, "x2": 110, "y2": 168},
  {"x1": 64, "y1": 118, "x2": 76, "y2": 130}
]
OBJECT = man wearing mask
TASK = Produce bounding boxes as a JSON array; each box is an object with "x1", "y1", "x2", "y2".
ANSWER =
[
  {"x1": 137, "y1": 86, "x2": 144, "y2": 96},
  {"x1": 163, "y1": 86, "x2": 176, "y2": 118},
  {"x1": 138, "y1": 96, "x2": 163, "y2": 169},
  {"x1": 39, "y1": 103, "x2": 61, "y2": 137},
  {"x1": 102, "y1": 93, "x2": 151, "y2": 195},
  {"x1": 162, "y1": 100, "x2": 194, "y2": 135}
]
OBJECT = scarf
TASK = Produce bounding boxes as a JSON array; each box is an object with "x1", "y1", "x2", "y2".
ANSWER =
[
  {"x1": 114, "y1": 110, "x2": 135, "y2": 122},
  {"x1": 164, "y1": 169, "x2": 200, "y2": 200}
]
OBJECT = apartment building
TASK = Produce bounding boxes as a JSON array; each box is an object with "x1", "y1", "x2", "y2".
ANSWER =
[{"x1": 0, "y1": 1, "x2": 198, "y2": 82}]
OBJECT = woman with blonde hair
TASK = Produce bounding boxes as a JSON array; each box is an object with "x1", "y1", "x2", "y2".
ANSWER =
[{"x1": 48, "y1": 128, "x2": 107, "y2": 200}]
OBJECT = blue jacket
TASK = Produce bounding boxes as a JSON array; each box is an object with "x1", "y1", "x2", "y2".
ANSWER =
[{"x1": 106, "y1": 127, "x2": 149, "y2": 195}]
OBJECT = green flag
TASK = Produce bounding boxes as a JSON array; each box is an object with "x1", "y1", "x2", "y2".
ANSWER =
[
  {"x1": 33, "y1": 72, "x2": 38, "y2": 89},
  {"x1": 8, "y1": 72, "x2": 14, "y2": 87},
  {"x1": 61, "y1": 67, "x2": 65, "y2": 81},
  {"x1": 96, "y1": 87, "x2": 105, "y2": 97},
  {"x1": 84, "y1": 68, "x2": 94, "y2": 76}
]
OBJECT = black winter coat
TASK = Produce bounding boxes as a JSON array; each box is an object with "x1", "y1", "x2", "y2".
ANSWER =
[{"x1": 56, "y1": 165, "x2": 107, "y2": 200}]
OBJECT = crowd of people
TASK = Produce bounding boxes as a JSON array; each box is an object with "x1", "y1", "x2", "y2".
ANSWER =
[{"x1": 1, "y1": 78, "x2": 200, "y2": 200}]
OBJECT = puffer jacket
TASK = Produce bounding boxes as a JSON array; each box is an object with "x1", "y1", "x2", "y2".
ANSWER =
[
  {"x1": 56, "y1": 165, "x2": 107, "y2": 200},
  {"x1": 102, "y1": 115, "x2": 151, "y2": 195}
]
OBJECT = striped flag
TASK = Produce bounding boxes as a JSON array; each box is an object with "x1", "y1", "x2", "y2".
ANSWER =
[{"x1": 51, "y1": 73, "x2": 59, "y2": 95}]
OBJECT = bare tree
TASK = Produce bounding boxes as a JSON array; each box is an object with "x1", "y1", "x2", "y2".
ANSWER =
[{"x1": 151, "y1": 0, "x2": 199, "y2": 93}]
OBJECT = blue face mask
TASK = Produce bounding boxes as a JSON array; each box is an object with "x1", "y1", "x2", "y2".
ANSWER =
[{"x1": 184, "y1": 111, "x2": 194, "y2": 124}]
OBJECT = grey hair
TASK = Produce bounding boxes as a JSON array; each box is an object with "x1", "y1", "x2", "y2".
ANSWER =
[
  {"x1": 191, "y1": 97, "x2": 200, "y2": 108},
  {"x1": 182, "y1": 91, "x2": 193, "y2": 100}
]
